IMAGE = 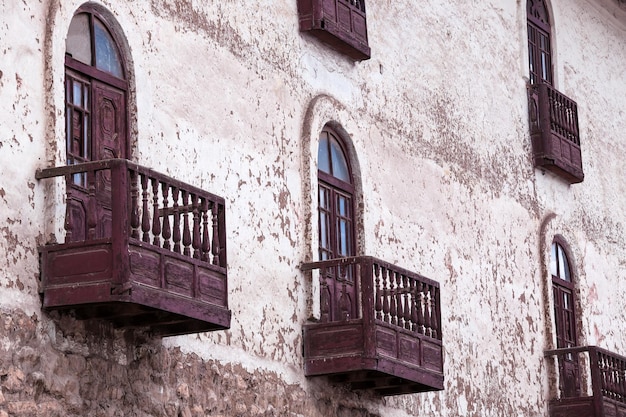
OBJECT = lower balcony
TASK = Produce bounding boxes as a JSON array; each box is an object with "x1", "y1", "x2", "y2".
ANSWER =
[
  {"x1": 545, "y1": 346, "x2": 626, "y2": 417},
  {"x1": 36, "y1": 159, "x2": 230, "y2": 336},
  {"x1": 528, "y1": 82, "x2": 584, "y2": 184},
  {"x1": 301, "y1": 256, "x2": 444, "y2": 396}
]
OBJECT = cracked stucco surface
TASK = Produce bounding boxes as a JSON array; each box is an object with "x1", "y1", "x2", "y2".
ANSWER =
[{"x1": 1, "y1": 0, "x2": 626, "y2": 416}]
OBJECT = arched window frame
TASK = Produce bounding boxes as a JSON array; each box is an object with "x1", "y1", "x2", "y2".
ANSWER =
[
  {"x1": 65, "y1": 4, "x2": 130, "y2": 169},
  {"x1": 317, "y1": 125, "x2": 356, "y2": 262},
  {"x1": 63, "y1": 4, "x2": 131, "y2": 241},
  {"x1": 550, "y1": 237, "x2": 578, "y2": 350},
  {"x1": 527, "y1": 0, "x2": 553, "y2": 85}
]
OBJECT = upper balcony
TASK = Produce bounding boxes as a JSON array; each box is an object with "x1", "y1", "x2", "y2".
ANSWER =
[
  {"x1": 36, "y1": 159, "x2": 230, "y2": 336},
  {"x1": 546, "y1": 346, "x2": 626, "y2": 417},
  {"x1": 301, "y1": 256, "x2": 443, "y2": 396},
  {"x1": 528, "y1": 82, "x2": 584, "y2": 184},
  {"x1": 297, "y1": 0, "x2": 370, "y2": 60}
]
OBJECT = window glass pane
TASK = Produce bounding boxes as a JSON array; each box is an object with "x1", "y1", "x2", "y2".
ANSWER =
[
  {"x1": 560, "y1": 247, "x2": 571, "y2": 281},
  {"x1": 66, "y1": 106, "x2": 72, "y2": 154},
  {"x1": 338, "y1": 195, "x2": 346, "y2": 215},
  {"x1": 66, "y1": 13, "x2": 92, "y2": 65},
  {"x1": 338, "y1": 219, "x2": 348, "y2": 256},
  {"x1": 318, "y1": 134, "x2": 331, "y2": 174},
  {"x1": 84, "y1": 114, "x2": 90, "y2": 157},
  {"x1": 550, "y1": 243, "x2": 557, "y2": 276},
  {"x1": 73, "y1": 81, "x2": 82, "y2": 105},
  {"x1": 557, "y1": 246, "x2": 566, "y2": 281},
  {"x1": 94, "y1": 18, "x2": 123, "y2": 78},
  {"x1": 330, "y1": 139, "x2": 350, "y2": 182},
  {"x1": 318, "y1": 186, "x2": 332, "y2": 259}
]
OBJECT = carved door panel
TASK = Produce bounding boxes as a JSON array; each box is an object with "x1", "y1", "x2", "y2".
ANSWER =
[{"x1": 92, "y1": 80, "x2": 126, "y2": 239}]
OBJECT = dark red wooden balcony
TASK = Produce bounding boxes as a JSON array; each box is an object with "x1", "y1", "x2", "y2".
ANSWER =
[
  {"x1": 301, "y1": 256, "x2": 443, "y2": 396},
  {"x1": 528, "y1": 82, "x2": 584, "y2": 183},
  {"x1": 36, "y1": 159, "x2": 230, "y2": 336},
  {"x1": 546, "y1": 346, "x2": 626, "y2": 417},
  {"x1": 297, "y1": 0, "x2": 370, "y2": 60}
]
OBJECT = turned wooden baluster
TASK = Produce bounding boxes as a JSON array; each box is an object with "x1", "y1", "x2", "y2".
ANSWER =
[
  {"x1": 430, "y1": 284, "x2": 439, "y2": 339},
  {"x1": 389, "y1": 271, "x2": 398, "y2": 326},
  {"x1": 416, "y1": 281, "x2": 425, "y2": 334},
  {"x1": 151, "y1": 177, "x2": 161, "y2": 246},
  {"x1": 396, "y1": 273, "x2": 404, "y2": 327},
  {"x1": 201, "y1": 198, "x2": 210, "y2": 262},
  {"x1": 374, "y1": 263, "x2": 383, "y2": 320},
  {"x1": 141, "y1": 174, "x2": 151, "y2": 243},
  {"x1": 410, "y1": 278, "x2": 418, "y2": 331},
  {"x1": 182, "y1": 190, "x2": 192, "y2": 256},
  {"x1": 130, "y1": 169, "x2": 140, "y2": 239},
  {"x1": 172, "y1": 187, "x2": 181, "y2": 253},
  {"x1": 161, "y1": 182, "x2": 171, "y2": 250},
  {"x1": 211, "y1": 206, "x2": 220, "y2": 265},
  {"x1": 424, "y1": 284, "x2": 433, "y2": 338},
  {"x1": 403, "y1": 275, "x2": 412, "y2": 330},
  {"x1": 338, "y1": 266, "x2": 351, "y2": 320},
  {"x1": 320, "y1": 267, "x2": 330, "y2": 322},
  {"x1": 382, "y1": 267, "x2": 390, "y2": 323},
  {"x1": 64, "y1": 174, "x2": 73, "y2": 243},
  {"x1": 191, "y1": 194, "x2": 201, "y2": 259},
  {"x1": 607, "y1": 355, "x2": 616, "y2": 400},
  {"x1": 86, "y1": 175, "x2": 97, "y2": 240}
]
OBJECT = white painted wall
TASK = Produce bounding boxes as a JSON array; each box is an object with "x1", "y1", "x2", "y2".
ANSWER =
[{"x1": 1, "y1": 0, "x2": 625, "y2": 415}]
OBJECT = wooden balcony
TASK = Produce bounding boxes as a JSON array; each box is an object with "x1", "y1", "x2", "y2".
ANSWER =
[
  {"x1": 528, "y1": 82, "x2": 584, "y2": 183},
  {"x1": 36, "y1": 159, "x2": 230, "y2": 336},
  {"x1": 297, "y1": 0, "x2": 370, "y2": 60},
  {"x1": 301, "y1": 256, "x2": 443, "y2": 396},
  {"x1": 546, "y1": 346, "x2": 626, "y2": 417}
]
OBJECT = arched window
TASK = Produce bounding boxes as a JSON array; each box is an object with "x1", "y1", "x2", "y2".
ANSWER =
[
  {"x1": 527, "y1": 0, "x2": 552, "y2": 85},
  {"x1": 318, "y1": 127, "x2": 355, "y2": 261},
  {"x1": 64, "y1": 6, "x2": 129, "y2": 241},
  {"x1": 317, "y1": 126, "x2": 356, "y2": 321},
  {"x1": 550, "y1": 239, "x2": 580, "y2": 397}
]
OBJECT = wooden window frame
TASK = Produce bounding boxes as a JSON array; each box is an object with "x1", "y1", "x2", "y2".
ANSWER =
[
  {"x1": 550, "y1": 238, "x2": 582, "y2": 398},
  {"x1": 527, "y1": 0, "x2": 553, "y2": 85},
  {"x1": 318, "y1": 127, "x2": 356, "y2": 261}
]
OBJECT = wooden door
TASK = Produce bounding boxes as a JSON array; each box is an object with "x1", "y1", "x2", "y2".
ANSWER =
[
  {"x1": 92, "y1": 80, "x2": 126, "y2": 239},
  {"x1": 65, "y1": 73, "x2": 127, "y2": 242},
  {"x1": 318, "y1": 128, "x2": 357, "y2": 322},
  {"x1": 551, "y1": 241, "x2": 580, "y2": 397},
  {"x1": 554, "y1": 282, "x2": 580, "y2": 397}
]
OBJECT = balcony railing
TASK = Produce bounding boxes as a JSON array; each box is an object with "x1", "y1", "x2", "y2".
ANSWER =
[
  {"x1": 36, "y1": 159, "x2": 230, "y2": 336},
  {"x1": 301, "y1": 256, "x2": 443, "y2": 396},
  {"x1": 528, "y1": 82, "x2": 584, "y2": 183},
  {"x1": 545, "y1": 346, "x2": 626, "y2": 417}
]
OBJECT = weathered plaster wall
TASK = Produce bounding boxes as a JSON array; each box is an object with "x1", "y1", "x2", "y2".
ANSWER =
[{"x1": 1, "y1": 0, "x2": 626, "y2": 416}]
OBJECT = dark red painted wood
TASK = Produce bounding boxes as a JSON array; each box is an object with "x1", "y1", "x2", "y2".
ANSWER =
[
  {"x1": 297, "y1": 0, "x2": 370, "y2": 60},
  {"x1": 546, "y1": 346, "x2": 626, "y2": 417},
  {"x1": 36, "y1": 159, "x2": 230, "y2": 336},
  {"x1": 528, "y1": 82, "x2": 584, "y2": 183},
  {"x1": 301, "y1": 256, "x2": 443, "y2": 396}
]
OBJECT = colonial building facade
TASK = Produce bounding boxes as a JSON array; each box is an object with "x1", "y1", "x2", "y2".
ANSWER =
[{"x1": 1, "y1": 0, "x2": 625, "y2": 416}]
